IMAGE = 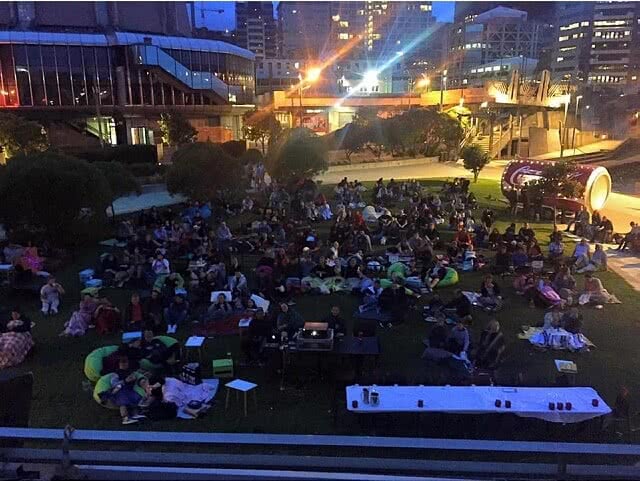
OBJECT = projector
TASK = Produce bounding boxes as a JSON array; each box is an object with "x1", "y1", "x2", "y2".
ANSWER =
[{"x1": 297, "y1": 322, "x2": 334, "y2": 351}]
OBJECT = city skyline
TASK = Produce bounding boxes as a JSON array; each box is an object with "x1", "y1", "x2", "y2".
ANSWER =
[{"x1": 194, "y1": 1, "x2": 455, "y2": 30}]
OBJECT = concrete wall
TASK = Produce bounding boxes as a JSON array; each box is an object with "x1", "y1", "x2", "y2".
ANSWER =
[{"x1": 528, "y1": 126, "x2": 561, "y2": 157}]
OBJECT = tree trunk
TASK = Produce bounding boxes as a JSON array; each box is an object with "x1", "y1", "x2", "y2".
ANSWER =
[{"x1": 473, "y1": 171, "x2": 479, "y2": 183}]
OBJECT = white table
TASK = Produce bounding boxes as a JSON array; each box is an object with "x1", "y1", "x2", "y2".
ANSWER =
[
  {"x1": 225, "y1": 379, "x2": 258, "y2": 417},
  {"x1": 346, "y1": 385, "x2": 611, "y2": 424}
]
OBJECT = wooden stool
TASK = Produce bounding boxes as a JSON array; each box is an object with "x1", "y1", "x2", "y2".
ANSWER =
[
  {"x1": 185, "y1": 336, "x2": 205, "y2": 363},
  {"x1": 212, "y1": 357, "x2": 234, "y2": 378},
  {"x1": 225, "y1": 379, "x2": 258, "y2": 417}
]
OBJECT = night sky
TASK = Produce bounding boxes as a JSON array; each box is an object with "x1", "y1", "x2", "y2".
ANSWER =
[{"x1": 194, "y1": 1, "x2": 455, "y2": 30}]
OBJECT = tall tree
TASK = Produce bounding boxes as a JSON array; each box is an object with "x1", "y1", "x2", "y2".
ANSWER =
[
  {"x1": 166, "y1": 142, "x2": 244, "y2": 201},
  {"x1": 461, "y1": 144, "x2": 490, "y2": 182},
  {"x1": 242, "y1": 109, "x2": 283, "y2": 155},
  {"x1": 0, "y1": 152, "x2": 111, "y2": 243},
  {"x1": 158, "y1": 112, "x2": 197, "y2": 146},
  {"x1": 0, "y1": 113, "x2": 48, "y2": 159},
  {"x1": 266, "y1": 128, "x2": 328, "y2": 184},
  {"x1": 337, "y1": 121, "x2": 367, "y2": 162}
]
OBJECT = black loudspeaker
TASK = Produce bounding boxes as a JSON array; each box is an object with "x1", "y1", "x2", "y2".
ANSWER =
[{"x1": 0, "y1": 370, "x2": 33, "y2": 447}]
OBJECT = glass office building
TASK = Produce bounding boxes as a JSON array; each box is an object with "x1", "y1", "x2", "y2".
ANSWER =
[{"x1": 0, "y1": 31, "x2": 255, "y2": 145}]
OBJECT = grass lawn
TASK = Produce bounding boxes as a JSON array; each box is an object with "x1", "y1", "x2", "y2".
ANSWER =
[{"x1": 4, "y1": 178, "x2": 640, "y2": 441}]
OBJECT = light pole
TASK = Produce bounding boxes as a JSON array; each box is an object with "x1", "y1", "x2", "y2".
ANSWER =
[
  {"x1": 440, "y1": 69, "x2": 447, "y2": 112},
  {"x1": 571, "y1": 94, "x2": 583, "y2": 151},
  {"x1": 297, "y1": 67, "x2": 322, "y2": 127},
  {"x1": 560, "y1": 94, "x2": 571, "y2": 158}
]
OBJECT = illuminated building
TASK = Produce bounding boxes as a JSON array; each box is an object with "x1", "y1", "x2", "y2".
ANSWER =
[
  {"x1": 235, "y1": 2, "x2": 278, "y2": 60},
  {"x1": 447, "y1": 7, "x2": 545, "y2": 88},
  {"x1": 0, "y1": 1, "x2": 255, "y2": 147}
]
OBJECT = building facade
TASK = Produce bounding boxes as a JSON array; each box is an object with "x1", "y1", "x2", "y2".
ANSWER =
[
  {"x1": 447, "y1": 7, "x2": 545, "y2": 88},
  {"x1": 550, "y1": 1, "x2": 640, "y2": 91},
  {"x1": 277, "y1": 2, "x2": 332, "y2": 59},
  {"x1": 235, "y1": 1, "x2": 278, "y2": 60},
  {"x1": 0, "y1": 1, "x2": 255, "y2": 147}
]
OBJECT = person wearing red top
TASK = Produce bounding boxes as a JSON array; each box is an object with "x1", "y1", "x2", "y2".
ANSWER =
[
  {"x1": 454, "y1": 228, "x2": 472, "y2": 249},
  {"x1": 125, "y1": 293, "x2": 146, "y2": 331}
]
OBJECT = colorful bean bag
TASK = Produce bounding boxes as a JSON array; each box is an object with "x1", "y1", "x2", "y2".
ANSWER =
[
  {"x1": 436, "y1": 268, "x2": 459, "y2": 288},
  {"x1": 139, "y1": 336, "x2": 180, "y2": 372},
  {"x1": 84, "y1": 345, "x2": 119, "y2": 382},
  {"x1": 387, "y1": 262, "x2": 409, "y2": 280},
  {"x1": 93, "y1": 372, "x2": 146, "y2": 410}
]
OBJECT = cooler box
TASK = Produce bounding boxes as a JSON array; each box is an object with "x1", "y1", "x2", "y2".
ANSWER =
[
  {"x1": 79, "y1": 269, "x2": 95, "y2": 284},
  {"x1": 85, "y1": 278, "x2": 103, "y2": 289}
]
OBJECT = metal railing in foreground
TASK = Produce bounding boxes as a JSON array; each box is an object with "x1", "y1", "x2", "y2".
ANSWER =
[{"x1": 2, "y1": 427, "x2": 640, "y2": 480}]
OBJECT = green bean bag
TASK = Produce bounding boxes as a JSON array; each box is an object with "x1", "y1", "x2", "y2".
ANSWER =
[
  {"x1": 93, "y1": 372, "x2": 146, "y2": 410},
  {"x1": 379, "y1": 278, "x2": 414, "y2": 295},
  {"x1": 436, "y1": 267, "x2": 459, "y2": 288},
  {"x1": 84, "y1": 345, "x2": 119, "y2": 383},
  {"x1": 387, "y1": 262, "x2": 409, "y2": 280},
  {"x1": 139, "y1": 336, "x2": 179, "y2": 372}
]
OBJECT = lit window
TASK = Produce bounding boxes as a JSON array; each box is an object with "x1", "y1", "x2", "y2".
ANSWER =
[
  {"x1": 559, "y1": 36, "x2": 569, "y2": 42},
  {"x1": 632, "y1": 75, "x2": 638, "y2": 80},
  {"x1": 294, "y1": 62, "x2": 299, "y2": 68},
  {"x1": 557, "y1": 57, "x2": 565, "y2": 62},
  {"x1": 292, "y1": 10, "x2": 297, "y2": 14},
  {"x1": 581, "y1": 21, "x2": 589, "y2": 27},
  {"x1": 594, "y1": 20, "x2": 628, "y2": 27},
  {"x1": 420, "y1": 4, "x2": 431, "y2": 11},
  {"x1": 560, "y1": 22, "x2": 579, "y2": 31},
  {"x1": 339, "y1": 33, "x2": 349, "y2": 40},
  {"x1": 339, "y1": 21, "x2": 349, "y2": 27},
  {"x1": 492, "y1": 65, "x2": 500, "y2": 71},
  {"x1": 332, "y1": 14, "x2": 340, "y2": 21}
]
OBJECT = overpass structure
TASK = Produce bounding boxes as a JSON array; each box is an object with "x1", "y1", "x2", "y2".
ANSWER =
[{"x1": 258, "y1": 70, "x2": 573, "y2": 136}]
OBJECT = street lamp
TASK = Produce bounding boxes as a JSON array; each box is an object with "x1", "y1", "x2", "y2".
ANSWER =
[
  {"x1": 571, "y1": 94, "x2": 583, "y2": 151},
  {"x1": 560, "y1": 93, "x2": 571, "y2": 158},
  {"x1": 298, "y1": 67, "x2": 322, "y2": 127},
  {"x1": 440, "y1": 69, "x2": 447, "y2": 112}
]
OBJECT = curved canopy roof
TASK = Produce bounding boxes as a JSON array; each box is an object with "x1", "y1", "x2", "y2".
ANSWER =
[{"x1": 0, "y1": 30, "x2": 254, "y2": 60}]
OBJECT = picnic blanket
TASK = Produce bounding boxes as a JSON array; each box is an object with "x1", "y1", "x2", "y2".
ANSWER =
[
  {"x1": 301, "y1": 276, "x2": 349, "y2": 294},
  {"x1": 0, "y1": 332, "x2": 34, "y2": 369},
  {"x1": 193, "y1": 313, "x2": 243, "y2": 337},
  {"x1": 462, "y1": 291, "x2": 482, "y2": 306},
  {"x1": 518, "y1": 327, "x2": 596, "y2": 351},
  {"x1": 162, "y1": 377, "x2": 218, "y2": 419}
]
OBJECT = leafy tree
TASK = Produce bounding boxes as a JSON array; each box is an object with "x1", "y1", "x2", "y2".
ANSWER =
[
  {"x1": 166, "y1": 142, "x2": 244, "y2": 201},
  {"x1": 158, "y1": 112, "x2": 197, "y2": 146},
  {"x1": 220, "y1": 140, "x2": 246, "y2": 158},
  {"x1": 93, "y1": 161, "x2": 141, "y2": 217},
  {"x1": 242, "y1": 109, "x2": 283, "y2": 155},
  {"x1": 337, "y1": 121, "x2": 368, "y2": 162},
  {"x1": 461, "y1": 144, "x2": 490, "y2": 182},
  {"x1": 362, "y1": 118, "x2": 387, "y2": 160},
  {"x1": 529, "y1": 161, "x2": 585, "y2": 225},
  {"x1": 240, "y1": 148, "x2": 264, "y2": 165},
  {"x1": 267, "y1": 128, "x2": 328, "y2": 184},
  {"x1": 0, "y1": 112, "x2": 49, "y2": 158},
  {"x1": 0, "y1": 152, "x2": 111, "y2": 243}
]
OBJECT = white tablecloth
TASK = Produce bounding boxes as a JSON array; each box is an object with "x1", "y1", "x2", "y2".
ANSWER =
[{"x1": 346, "y1": 385, "x2": 611, "y2": 423}]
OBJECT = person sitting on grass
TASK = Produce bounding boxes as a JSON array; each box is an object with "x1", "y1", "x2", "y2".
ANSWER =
[
  {"x1": 164, "y1": 295, "x2": 189, "y2": 334},
  {"x1": 444, "y1": 289, "x2": 472, "y2": 322},
  {"x1": 94, "y1": 296, "x2": 122, "y2": 335},
  {"x1": 98, "y1": 356, "x2": 146, "y2": 425},
  {"x1": 552, "y1": 265, "x2": 576, "y2": 304},
  {"x1": 378, "y1": 281, "x2": 408, "y2": 328},
  {"x1": 141, "y1": 329, "x2": 180, "y2": 372},
  {"x1": 576, "y1": 243, "x2": 607, "y2": 273},
  {"x1": 426, "y1": 317, "x2": 448, "y2": 349},
  {"x1": 40, "y1": 276, "x2": 65, "y2": 316},
  {"x1": 473, "y1": 319, "x2": 505, "y2": 369},
  {"x1": 207, "y1": 293, "x2": 233, "y2": 322},
  {"x1": 425, "y1": 261, "x2": 449, "y2": 290},
  {"x1": 491, "y1": 244, "x2": 512, "y2": 276},
  {"x1": 549, "y1": 236, "x2": 565, "y2": 262},
  {"x1": 582, "y1": 272, "x2": 617, "y2": 305},
  {"x1": 0, "y1": 308, "x2": 34, "y2": 369},
  {"x1": 446, "y1": 316, "x2": 471, "y2": 356},
  {"x1": 124, "y1": 293, "x2": 146, "y2": 331},
  {"x1": 144, "y1": 289, "x2": 165, "y2": 333},
  {"x1": 60, "y1": 293, "x2": 97, "y2": 337},
  {"x1": 478, "y1": 274, "x2": 503, "y2": 312},
  {"x1": 276, "y1": 302, "x2": 303, "y2": 337},
  {"x1": 571, "y1": 239, "x2": 591, "y2": 270}
]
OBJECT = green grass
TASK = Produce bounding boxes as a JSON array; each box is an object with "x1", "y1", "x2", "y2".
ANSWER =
[{"x1": 4, "y1": 178, "x2": 640, "y2": 440}]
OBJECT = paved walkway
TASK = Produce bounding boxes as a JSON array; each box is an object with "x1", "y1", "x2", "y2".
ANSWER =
[
  {"x1": 602, "y1": 249, "x2": 640, "y2": 292},
  {"x1": 530, "y1": 140, "x2": 623, "y2": 160},
  {"x1": 111, "y1": 187, "x2": 186, "y2": 216}
]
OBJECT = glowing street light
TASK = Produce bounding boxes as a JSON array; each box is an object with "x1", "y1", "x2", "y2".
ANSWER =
[
  {"x1": 305, "y1": 67, "x2": 322, "y2": 83},
  {"x1": 416, "y1": 76, "x2": 431, "y2": 89}
]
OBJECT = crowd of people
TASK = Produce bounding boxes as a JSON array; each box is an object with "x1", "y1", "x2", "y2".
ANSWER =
[{"x1": 0, "y1": 166, "x2": 634, "y2": 426}]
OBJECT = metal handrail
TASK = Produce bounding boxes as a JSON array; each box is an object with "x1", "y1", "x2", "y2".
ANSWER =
[{"x1": 3, "y1": 427, "x2": 640, "y2": 455}]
